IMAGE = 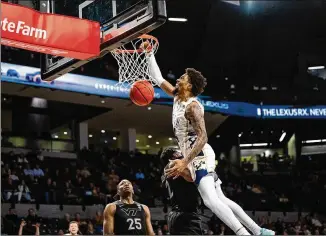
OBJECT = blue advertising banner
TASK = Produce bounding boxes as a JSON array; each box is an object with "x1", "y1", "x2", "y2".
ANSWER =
[
  {"x1": 1, "y1": 63, "x2": 326, "y2": 119},
  {"x1": 258, "y1": 106, "x2": 326, "y2": 119}
]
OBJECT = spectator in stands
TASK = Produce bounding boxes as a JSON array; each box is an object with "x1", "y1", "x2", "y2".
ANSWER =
[
  {"x1": 44, "y1": 178, "x2": 53, "y2": 204},
  {"x1": 135, "y1": 168, "x2": 145, "y2": 180},
  {"x1": 68, "y1": 221, "x2": 79, "y2": 235},
  {"x1": 59, "y1": 213, "x2": 71, "y2": 232},
  {"x1": 311, "y1": 213, "x2": 322, "y2": 227},
  {"x1": 85, "y1": 222, "x2": 95, "y2": 235},
  {"x1": 93, "y1": 211, "x2": 104, "y2": 227},
  {"x1": 33, "y1": 164, "x2": 44, "y2": 177},
  {"x1": 3, "y1": 208, "x2": 18, "y2": 234},
  {"x1": 26, "y1": 208, "x2": 39, "y2": 225},
  {"x1": 17, "y1": 154, "x2": 28, "y2": 164},
  {"x1": 24, "y1": 164, "x2": 34, "y2": 176},
  {"x1": 3, "y1": 178, "x2": 18, "y2": 202},
  {"x1": 108, "y1": 169, "x2": 119, "y2": 184},
  {"x1": 17, "y1": 180, "x2": 32, "y2": 203},
  {"x1": 9, "y1": 169, "x2": 19, "y2": 182},
  {"x1": 81, "y1": 167, "x2": 91, "y2": 178}
]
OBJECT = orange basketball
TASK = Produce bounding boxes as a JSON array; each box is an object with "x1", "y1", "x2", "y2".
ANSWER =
[{"x1": 130, "y1": 80, "x2": 154, "y2": 106}]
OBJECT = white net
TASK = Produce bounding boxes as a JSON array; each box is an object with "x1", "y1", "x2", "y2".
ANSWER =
[{"x1": 111, "y1": 35, "x2": 159, "y2": 87}]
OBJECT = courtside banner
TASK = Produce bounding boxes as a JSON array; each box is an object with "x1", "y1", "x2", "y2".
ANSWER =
[
  {"x1": 2, "y1": 63, "x2": 326, "y2": 119},
  {"x1": 1, "y1": 2, "x2": 100, "y2": 60}
]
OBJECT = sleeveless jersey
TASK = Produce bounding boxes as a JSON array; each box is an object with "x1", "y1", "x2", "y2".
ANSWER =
[
  {"x1": 172, "y1": 97, "x2": 205, "y2": 157},
  {"x1": 113, "y1": 200, "x2": 147, "y2": 235}
]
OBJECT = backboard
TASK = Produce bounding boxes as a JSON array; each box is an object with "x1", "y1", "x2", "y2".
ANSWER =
[{"x1": 40, "y1": 0, "x2": 166, "y2": 81}]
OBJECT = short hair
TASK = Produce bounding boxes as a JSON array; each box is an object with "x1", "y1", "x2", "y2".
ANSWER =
[
  {"x1": 69, "y1": 221, "x2": 78, "y2": 226},
  {"x1": 186, "y1": 68, "x2": 207, "y2": 96},
  {"x1": 160, "y1": 147, "x2": 179, "y2": 167}
]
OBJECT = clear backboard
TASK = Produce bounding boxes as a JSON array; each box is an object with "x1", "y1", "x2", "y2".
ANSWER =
[{"x1": 40, "y1": 0, "x2": 166, "y2": 81}]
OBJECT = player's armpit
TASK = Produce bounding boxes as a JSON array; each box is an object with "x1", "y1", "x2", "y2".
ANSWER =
[
  {"x1": 103, "y1": 203, "x2": 116, "y2": 235},
  {"x1": 184, "y1": 101, "x2": 208, "y2": 163},
  {"x1": 142, "y1": 205, "x2": 155, "y2": 235}
]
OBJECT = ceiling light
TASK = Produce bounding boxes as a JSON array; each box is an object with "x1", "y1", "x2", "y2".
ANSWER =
[
  {"x1": 168, "y1": 17, "x2": 187, "y2": 22},
  {"x1": 54, "y1": 135, "x2": 58, "y2": 139},
  {"x1": 279, "y1": 132, "x2": 286, "y2": 142},
  {"x1": 101, "y1": 100, "x2": 105, "y2": 104},
  {"x1": 104, "y1": 140, "x2": 108, "y2": 143},
  {"x1": 156, "y1": 141, "x2": 160, "y2": 144},
  {"x1": 3, "y1": 97, "x2": 7, "y2": 101},
  {"x1": 238, "y1": 133, "x2": 242, "y2": 137},
  {"x1": 89, "y1": 134, "x2": 93, "y2": 138},
  {"x1": 168, "y1": 137, "x2": 173, "y2": 141},
  {"x1": 101, "y1": 130, "x2": 105, "y2": 133},
  {"x1": 136, "y1": 139, "x2": 139, "y2": 143},
  {"x1": 303, "y1": 139, "x2": 321, "y2": 144},
  {"x1": 216, "y1": 135, "x2": 220, "y2": 138},
  {"x1": 240, "y1": 144, "x2": 252, "y2": 147},
  {"x1": 146, "y1": 145, "x2": 150, "y2": 148},
  {"x1": 64, "y1": 131, "x2": 68, "y2": 135},
  {"x1": 308, "y1": 66, "x2": 324, "y2": 70},
  {"x1": 148, "y1": 135, "x2": 152, "y2": 139},
  {"x1": 113, "y1": 137, "x2": 117, "y2": 140},
  {"x1": 147, "y1": 107, "x2": 152, "y2": 110},
  {"x1": 252, "y1": 143, "x2": 268, "y2": 147}
]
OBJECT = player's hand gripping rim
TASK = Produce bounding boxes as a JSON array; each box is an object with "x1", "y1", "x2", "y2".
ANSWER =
[{"x1": 165, "y1": 159, "x2": 189, "y2": 179}]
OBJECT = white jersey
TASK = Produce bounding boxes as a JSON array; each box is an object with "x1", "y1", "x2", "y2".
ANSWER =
[
  {"x1": 172, "y1": 96, "x2": 216, "y2": 183},
  {"x1": 172, "y1": 97, "x2": 205, "y2": 157}
]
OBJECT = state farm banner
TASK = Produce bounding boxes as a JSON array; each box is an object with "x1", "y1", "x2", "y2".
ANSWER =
[{"x1": 1, "y1": 2, "x2": 100, "y2": 60}]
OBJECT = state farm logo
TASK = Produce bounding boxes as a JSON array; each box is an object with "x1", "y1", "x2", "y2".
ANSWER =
[{"x1": 1, "y1": 18, "x2": 47, "y2": 39}]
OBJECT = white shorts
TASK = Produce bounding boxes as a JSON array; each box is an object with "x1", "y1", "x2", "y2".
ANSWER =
[{"x1": 187, "y1": 143, "x2": 216, "y2": 185}]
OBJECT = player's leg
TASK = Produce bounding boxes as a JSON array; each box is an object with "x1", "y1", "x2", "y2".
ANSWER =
[
  {"x1": 197, "y1": 175, "x2": 250, "y2": 235},
  {"x1": 214, "y1": 180, "x2": 274, "y2": 235}
]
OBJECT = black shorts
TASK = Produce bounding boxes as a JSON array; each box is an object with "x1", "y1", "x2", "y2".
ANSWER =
[{"x1": 168, "y1": 211, "x2": 203, "y2": 235}]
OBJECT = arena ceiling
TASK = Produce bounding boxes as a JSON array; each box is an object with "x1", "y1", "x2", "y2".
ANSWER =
[{"x1": 151, "y1": 0, "x2": 326, "y2": 104}]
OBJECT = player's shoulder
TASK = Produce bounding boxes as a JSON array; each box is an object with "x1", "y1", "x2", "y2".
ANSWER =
[{"x1": 104, "y1": 202, "x2": 117, "y2": 214}]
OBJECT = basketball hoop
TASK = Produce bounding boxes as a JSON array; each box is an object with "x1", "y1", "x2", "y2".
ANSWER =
[{"x1": 111, "y1": 34, "x2": 159, "y2": 87}]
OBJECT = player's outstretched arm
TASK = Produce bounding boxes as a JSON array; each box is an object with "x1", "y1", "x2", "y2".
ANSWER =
[
  {"x1": 142, "y1": 205, "x2": 155, "y2": 235},
  {"x1": 103, "y1": 203, "x2": 116, "y2": 235},
  {"x1": 148, "y1": 54, "x2": 175, "y2": 96},
  {"x1": 184, "y1": 101, "x2": 208, "y2": 163}
]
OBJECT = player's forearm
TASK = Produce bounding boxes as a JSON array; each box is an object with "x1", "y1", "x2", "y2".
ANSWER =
[
  {"x1": 103, "y1": 223, "x2": 114, "y2": 236},
  {"x1": 184, "y1": 135, "x2": 208, "y2": 164},
  {"x1": 148, "y1": 54, "x2": 175, "y2": 96},
  {"x1": 160, "y1": 80, "x2": 175, "y2": 96}
]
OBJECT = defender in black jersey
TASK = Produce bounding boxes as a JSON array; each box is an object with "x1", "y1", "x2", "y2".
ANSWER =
[
  {"x1": 161, "y1": 147, "x2": 203, "y2": 235},
  {"x1": 103, "y1": 179, "x2": 154, "y2": 235}
]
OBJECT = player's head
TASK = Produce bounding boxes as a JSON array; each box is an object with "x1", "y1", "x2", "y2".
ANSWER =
[
  {"x1": 69, "y1": 221, "x2": 79, "y2": 235},
  {"x1": 160, "y1": 147, "x2": 183, "y2": 167},
  {"x1": 117, "y1": 179, "x2": 134, "y2": 198},
  {"x1": 174, "y1": 68, "x2": 207, "y2": 98}
]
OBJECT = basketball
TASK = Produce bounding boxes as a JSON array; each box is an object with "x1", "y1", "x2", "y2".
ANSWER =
[{"x1": 130, "y1": 80, "x2": 154, "y2": 106}]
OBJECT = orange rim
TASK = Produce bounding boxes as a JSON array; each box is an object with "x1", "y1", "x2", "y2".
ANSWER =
[{"x1": 113, "y1": 34, "x2": 159, "y2": 54}]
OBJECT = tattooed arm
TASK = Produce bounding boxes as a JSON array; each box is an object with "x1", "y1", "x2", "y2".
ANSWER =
[{"x1": 184, "y1": 101, "x2": 208, "y2": 164}]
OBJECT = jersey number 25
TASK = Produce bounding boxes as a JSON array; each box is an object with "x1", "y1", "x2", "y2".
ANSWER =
[{"x1": 127, "y1": 218, "x2": 142, "y2": 230}]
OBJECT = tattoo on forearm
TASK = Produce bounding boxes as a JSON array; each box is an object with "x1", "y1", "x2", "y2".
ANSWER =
[{"x1": 185, "y1": 102, "x2": 208, "y2": 163}]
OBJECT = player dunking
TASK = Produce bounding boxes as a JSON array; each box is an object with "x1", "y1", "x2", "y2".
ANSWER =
[
  {"x1": 161, "y1": 147, "x2": 203, "y2": 235},
  {"x1": 103, "y1": 179, "x2": 155, "y2": 235},
  {"x1": 147, "y1": 52, "x2": 274, "y2": 235}
]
